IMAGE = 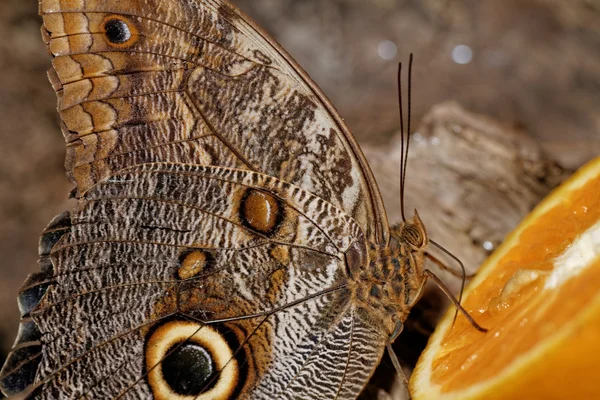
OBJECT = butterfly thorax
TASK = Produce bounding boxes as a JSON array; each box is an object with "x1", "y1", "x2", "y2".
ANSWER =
[{"x1": 348, "y1": 212, "x2": 429, "y2": 335}]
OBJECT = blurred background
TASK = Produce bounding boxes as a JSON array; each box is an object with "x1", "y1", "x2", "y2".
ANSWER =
[{"x1": 0, "y1": 0, "x2": 598, "y2": 398}]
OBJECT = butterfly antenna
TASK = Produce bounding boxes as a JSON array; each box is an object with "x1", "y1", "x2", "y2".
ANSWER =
[
  {"x1": 398, "y1": 54, "x2": 414, "y2": 223},
  {"x1": 397, "y1": 61, "x2": 406, "y2": 222},
  {"x1": 402, "y1": 53, "x2": 413, "y2": 210}
]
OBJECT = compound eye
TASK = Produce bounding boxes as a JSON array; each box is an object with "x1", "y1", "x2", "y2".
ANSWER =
[{"x1": 401, "y1": 224, "x2": 424, "y2": 248}]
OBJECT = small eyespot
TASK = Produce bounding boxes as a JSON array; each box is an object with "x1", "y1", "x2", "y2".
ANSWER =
[
  {"x1": 104, "y1": 19, "x2": 131, "y2": 44},
  {"x1": 102, "y1": 16, "x2": 138, "y2": 48},
  {"x1": 239, "y1": 189, "x2": 283, "y2": 236},
  {"x1": 178, "y1": 250, "x2": 212, "y2": 280}
]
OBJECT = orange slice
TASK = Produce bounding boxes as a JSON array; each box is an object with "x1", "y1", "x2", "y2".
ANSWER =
[{"x1": 410, "y1": 156, "x2": 600, "y2": 400}]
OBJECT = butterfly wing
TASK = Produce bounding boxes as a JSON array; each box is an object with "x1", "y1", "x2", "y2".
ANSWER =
[
  {"x1": 1, "y1": 164, "x2": 386, "y2": 399},
  {"x1": 41, "y1": 0, "x2": 388, "y2": 244},
  {"x1": 0, "y1": 0, "x2": 390, "y2": 398}
]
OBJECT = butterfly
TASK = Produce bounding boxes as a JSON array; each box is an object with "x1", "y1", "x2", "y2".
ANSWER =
[{"x1": 0, "y1": 0, "x2": 484, "y2": 398}]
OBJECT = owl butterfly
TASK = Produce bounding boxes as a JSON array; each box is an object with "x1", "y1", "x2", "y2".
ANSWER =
[{"x1": 1, "y1": 0, "x2": 485, "y2": 399}]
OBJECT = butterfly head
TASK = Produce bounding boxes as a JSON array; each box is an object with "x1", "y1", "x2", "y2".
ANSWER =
[
  {"x1": 391, "y1": 209, "x2": 428, "y2": 252},
  {"x1": 389, "y1": 209, "x2": 430, "y2": 309}
]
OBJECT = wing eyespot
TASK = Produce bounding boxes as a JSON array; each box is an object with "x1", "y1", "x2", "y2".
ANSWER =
[
  {"x1": 239, "y1": 189, "x2": 284, "y2": 236},
  {"x1": 178, "y1": 251, "x2": 212, "y2": 280},
  {"x1": 102, "y1": 16, "x2": 138, "y2": 48},
  {"x1": 145, "y1": 321, "x2": 238, "y2": 400}
]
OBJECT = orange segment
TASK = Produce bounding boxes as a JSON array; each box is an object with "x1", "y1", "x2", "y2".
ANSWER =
[{"x1": 410, "y1": 156, "x2": 600, "y2": 400}]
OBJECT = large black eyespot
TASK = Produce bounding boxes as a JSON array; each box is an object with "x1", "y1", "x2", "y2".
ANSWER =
[
  {"x1": 162, "y1": 342, "x2": 214, "y2": 395},
  {"x1": 104, "y1": 18, "x2": 132, "y2": 44},
  {"x1": 145, "y1": 321, "x2": 239, "y2": 400}
]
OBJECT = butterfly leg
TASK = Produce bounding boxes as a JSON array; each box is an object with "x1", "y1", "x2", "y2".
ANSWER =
[
  {"x1": 386, "y1": 318, "x2": 411, "y2": 400},
  {"x1": 424, "y1": 270, "x2": 487, "y2": 332}
]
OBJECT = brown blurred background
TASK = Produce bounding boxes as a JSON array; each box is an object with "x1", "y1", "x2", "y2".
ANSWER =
[{"x1": 0, "y1": 0, "x2": 599, "y2": 397}]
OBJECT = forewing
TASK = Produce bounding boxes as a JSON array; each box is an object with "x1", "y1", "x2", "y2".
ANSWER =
[{"x1": 40, "y1": 0, "x2": 388, "y2": 244}]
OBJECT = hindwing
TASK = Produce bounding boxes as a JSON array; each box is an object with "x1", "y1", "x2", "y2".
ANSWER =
[{"x1": 4, "y1": 164, "x2": 385, "y2": 398}]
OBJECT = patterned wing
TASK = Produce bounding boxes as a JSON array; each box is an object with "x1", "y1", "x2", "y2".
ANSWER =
[
  {"x1": 1, "y1": 164, "x2": 385, "y2": 398},
  {"x1": 40, "y1": 0, "x2": 388, "y2": 244},
  {"x1": 0, "y1": 0, "x2": 392, "y2": 398}
]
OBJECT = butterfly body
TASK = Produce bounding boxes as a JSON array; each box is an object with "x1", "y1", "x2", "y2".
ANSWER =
[
  {"x1": 349, "y1": 216, "x2": 429, "y2": 336},
  {"x1": 0, "y1": 1, "x2": 435, "y2": 399}
]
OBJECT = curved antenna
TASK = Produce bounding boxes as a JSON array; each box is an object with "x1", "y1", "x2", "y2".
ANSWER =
[
  {"x1": 428, "y1": 239, "x2": 467, "y2": 327},
  {"x1": 397, "y1": 54, "x2": 414, "y2": 222}
]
